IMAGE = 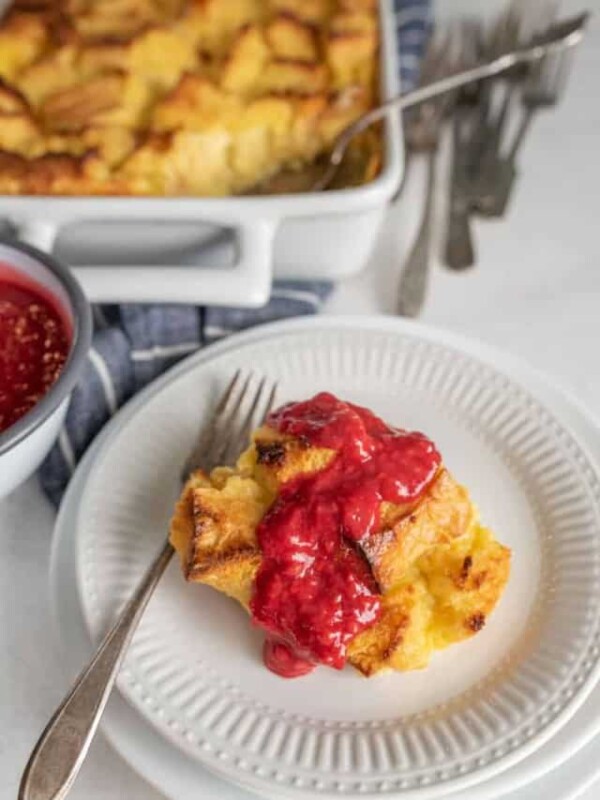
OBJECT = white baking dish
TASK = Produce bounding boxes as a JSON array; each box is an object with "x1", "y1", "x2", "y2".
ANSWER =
[{"x1": 0, "y1": 0, "x2": 403, "y2": 307}]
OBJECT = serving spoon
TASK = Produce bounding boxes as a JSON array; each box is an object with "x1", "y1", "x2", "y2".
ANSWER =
[{"x1": 304, "y1": 12, "x2": 587, "y2": 194}]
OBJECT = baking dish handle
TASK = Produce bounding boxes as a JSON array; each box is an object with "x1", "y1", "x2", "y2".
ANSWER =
[{"x1": 16, "y1": 218, "x2": 277, "y2": 307}]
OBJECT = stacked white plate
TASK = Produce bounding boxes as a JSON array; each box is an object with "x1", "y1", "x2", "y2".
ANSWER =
[{"x1": 51, "y1": 317, "x2": 600, "y2": 800}]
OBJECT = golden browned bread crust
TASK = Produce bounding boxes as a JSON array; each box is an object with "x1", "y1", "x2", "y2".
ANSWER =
[
  {"x1": 170, "y1": 424, "x2": 511, "y2": 676},
  {"x1": 0, "y1": 0, "x2": 380, "y2": 195}
]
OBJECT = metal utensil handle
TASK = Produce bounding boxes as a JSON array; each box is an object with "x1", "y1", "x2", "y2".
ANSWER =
[
  {"x1": 472, "y1": 101, "x2": 535, "y2": 216},
  {"x1": 397, "y1": 150, "x2": 436, "y2": 317},
  {"x1": 314, "y1": 13, "x2": 588, "y2": 191},
  {"x1": 18, "y1": 541, "x2": 174, "y2": 800},
  {"x1": 445, "y1": 202, "x2": 475, "y2": 270},
  {"x1": 445, "y1": 117, "x2": 475, "y2": 271},
  {"x1": 506, "y1": 105, "x2": 536, "y2": 163}
]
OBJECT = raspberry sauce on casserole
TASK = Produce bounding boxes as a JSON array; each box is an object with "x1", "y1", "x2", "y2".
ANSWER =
[{"x1": 250, "y1": 392, "x2": 441, "y2": 677}]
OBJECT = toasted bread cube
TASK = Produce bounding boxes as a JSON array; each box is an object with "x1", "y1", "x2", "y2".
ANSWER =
[
  {"x1": 419, "y1": 524, "x2": 512, "y2": 648},
  {"x1": 0, "y1": 10, "x2": 47, "y2": 82},
  {"x1": 362, "y1": 469, "x2": 476, "y2": 592},
  {"x1": 130, "y1": 28, "x2": 198, "y2": 91},
  {"x1": 231, "y1": 96, "x2": 294, "y2": 180},
  {"x1": 71, "y1": 0, "x2": 164, "y2": 39},
  {"x1": 221, "y1": 25, "x2": 270, "y2": 94},
  {"x1": 177, "y1": 0, "x2": 261, "y2": 52},
  {"x1": 0, "y1": 112, "x2": 39, "y2": 154},
  {"x1": 266, "y1": 15, "x2": 318, "y2": 61},
  {"x1": 260, "y1": 59, "x2": 328, "y2": 94},
  {"x1": 171, "y1": 469, "x2": 264, "y2": 605},
  {"x1": 122, "y1": 129, "x2": 238, "y2": 195},
  {"x1": 0, "y1": 149, "x2": 117, "y2": 195},
  {"x1": 348, "y1": 574, "x2": 434, "y2": 675},
  {"x1": 152, "y1": 75, "x2": 241, "y2": 131},
  {"x1": 40, "y1": 73, "x2": 125, "y2": 132},
  {"x1": 18, "y1": 46, "x2": 80, "y2": 108},
  {"x1": 240, "y1": 425, "x2": 335, "y2": 494},
  {"x1": 348, "y1": 524, "x2": 511, "y2": 675},
  {"x1": 327, "y1": 23, "x2": 378, "y2": 90}
]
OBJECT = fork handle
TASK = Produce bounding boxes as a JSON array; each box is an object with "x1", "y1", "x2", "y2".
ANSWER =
[
  {"x1": 507, "y1": 105, "x2": 536, "y2": 163},
  {"x1": 445, "y1": 117, "x2": 475, "y2": 271},
  {"x1": 397, "y1": 150, "x2": 436, "y2": 317},
  {"x1": 445, "y1": 202, "x2": 475, "y2": 270},
  {"x1": 19, "y1": 540, "x2": 174, "y2": 800}
]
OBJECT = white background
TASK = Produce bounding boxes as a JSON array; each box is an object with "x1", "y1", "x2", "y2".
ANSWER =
[{"x1": 2, "y1": 0, "x2": 600, "y2": 798}]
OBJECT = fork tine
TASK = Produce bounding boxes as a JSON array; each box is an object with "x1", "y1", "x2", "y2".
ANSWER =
[
  {"x1": 239, "y1": 378, "x2": 276, "y2": 443},
  {"x1": 204, "y1": 370, "x2": 246, "y2": 451},
  {"x1": 181, "y1": 372, "x2": 238, "y2": 480},
  {"x1": 221, "y1": 376, "x2": 278, "y2": 466},
  {"x1": 209, "y1": 372, "x2": 253, "y2": 467},
  {"x1": 236, "y1": 376, "x2": 267, "y2": 444},
  {"x1": 181, "y1": 370, "x2": 249, "y2": 481},
  {"x1": 263, "y1": 382, "x2": 278, "y2": 421},
  {"x1": 215, "y1": 369, "x2": 242, "y2": 414}
]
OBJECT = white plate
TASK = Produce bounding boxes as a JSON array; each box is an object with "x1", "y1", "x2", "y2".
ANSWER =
[
  {"x1": 73, "y1": 317, "x2": 600, "y2": 799},
  {"x1": 49, "y1": 427, "x2": 600, "y2": 800}
]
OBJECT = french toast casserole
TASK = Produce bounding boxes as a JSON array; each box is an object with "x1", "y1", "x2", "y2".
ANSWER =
[
  {"x1": 0, "y1": 0, "x2": 381, "y2": 195},
  {"x1": 171, "y1": 392, "x2": 511, "y2": 678}
]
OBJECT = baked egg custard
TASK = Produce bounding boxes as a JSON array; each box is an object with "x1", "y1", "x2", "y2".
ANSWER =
[
  {"x1": 170, "y1": 392, "x2": 511, "y2": 678},
  {"x1": 0, "y1": 0, "x2": 381, "y2": 195}
]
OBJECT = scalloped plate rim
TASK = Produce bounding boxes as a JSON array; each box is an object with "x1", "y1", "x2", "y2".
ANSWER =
[
  {"x1": 49, "y1": 359, "x2": 600, "y2": 800},
  {"x1": 72, "y1": 315, "x2": 600, "y2": 800}
]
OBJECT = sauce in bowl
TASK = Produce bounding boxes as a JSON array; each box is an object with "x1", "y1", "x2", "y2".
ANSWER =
[{"x1": 0, "y1": 264, "x2": 71, "y2": 434}]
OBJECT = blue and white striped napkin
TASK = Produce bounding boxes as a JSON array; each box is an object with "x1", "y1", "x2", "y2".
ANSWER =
[{"x1": 40, "y1": 0, "x2": 431, "y2": 505}]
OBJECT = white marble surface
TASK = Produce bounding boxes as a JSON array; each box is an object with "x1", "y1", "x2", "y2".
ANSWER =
[{"x1": 2, "y1": 1, "x2": 600, "y2": 798}]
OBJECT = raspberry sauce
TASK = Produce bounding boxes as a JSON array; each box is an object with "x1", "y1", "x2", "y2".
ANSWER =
[
  {"x1": 0, "y1": 264, "x2": 71, "y2": 434},
  {"x1": 250, "y1": 392, "x2": 441, "y2": 677}
]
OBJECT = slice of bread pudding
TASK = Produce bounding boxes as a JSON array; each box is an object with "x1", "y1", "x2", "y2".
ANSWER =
[{"x1": 170, "y1": 392, "x2": 511, "y2": 677}]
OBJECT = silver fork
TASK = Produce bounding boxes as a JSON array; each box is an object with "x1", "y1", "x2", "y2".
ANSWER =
[
  {"x1": 506, "y1": 21, "x2": 572, "y2": 168},
  {"x1": 444, "y1": 7, "x2": 524, "y2": 265},
  {"x1": 477, "y1": 2, "x2": 524, "y2": 163},
  {"x1": 443, "y1": 18, "x2": 485, "y2": 271},
  {"x1": 396, "y1": 29, "x2": 459, "y2": 317},
  {"x1": 19, "y1": 371, "x2": 277, "y2": 800},
  {"x1": 474, "y1": 5, "x2": 570, "y2": 217},
  {"x1": 312, "y1": 12, "x2": 587, "y2": 193}
]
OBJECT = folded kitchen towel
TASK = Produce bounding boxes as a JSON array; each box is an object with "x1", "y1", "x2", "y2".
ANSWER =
[{"x1": 39, "y1": 0, "x2": 431, "y2": 505}]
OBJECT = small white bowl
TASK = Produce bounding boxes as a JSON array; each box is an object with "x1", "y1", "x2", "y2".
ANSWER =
[{"x1": 0, "y1": 240, "x2": 92, "y2": 497}]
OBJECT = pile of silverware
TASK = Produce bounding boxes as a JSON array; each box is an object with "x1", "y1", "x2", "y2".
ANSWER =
[{"x1": 398, "y1": 2, "x2": 577, "y2": 317}]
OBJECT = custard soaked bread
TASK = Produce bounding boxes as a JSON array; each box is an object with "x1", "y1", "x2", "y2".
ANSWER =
[
  {"x1": 171, "y1": 393, "x2": 511, "y2": 678},
  {"x1": 0, "y1": 0, "x2": 380, "y2": 195}
]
